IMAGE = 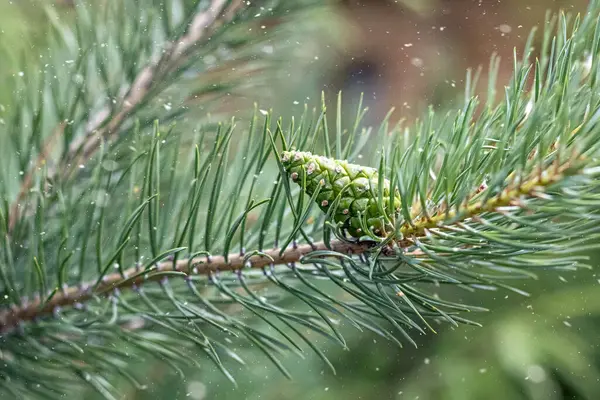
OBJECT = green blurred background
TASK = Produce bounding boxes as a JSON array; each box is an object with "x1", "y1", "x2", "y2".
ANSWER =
[{"x1": 1, "y1": 1, "x2": 598, "y2": 399}]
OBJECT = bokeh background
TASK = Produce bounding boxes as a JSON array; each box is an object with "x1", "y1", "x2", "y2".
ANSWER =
[{"x1": 1, "y1": 1, "x2": 597, "y2": 399}]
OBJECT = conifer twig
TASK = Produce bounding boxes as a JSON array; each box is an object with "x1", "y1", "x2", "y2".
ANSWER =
[
  {"x1": 63, "y1": 0, "x2": 243, "y2": 170},
  {"x1": 8, "y1": 0, "x2": 243, "y2": 232}
]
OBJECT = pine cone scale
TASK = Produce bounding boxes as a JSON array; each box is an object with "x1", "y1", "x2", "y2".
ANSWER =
[{"x1": 281, "y1": 151, "x2": 401, "y2": 238}]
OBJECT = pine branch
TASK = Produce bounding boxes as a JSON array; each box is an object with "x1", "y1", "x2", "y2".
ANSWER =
[
  {"x1": 62, "y1": 0, "x2": 242, "y2": 172},
  {"x1": 0, "y1": 151, "x2": 577, "y2": 333},
  {"x1": 8, "y1": 0, "x2": 243, "y2": 231},
  {"x1": 2, "y1": 1, "x2": 600, "y2": 398}
]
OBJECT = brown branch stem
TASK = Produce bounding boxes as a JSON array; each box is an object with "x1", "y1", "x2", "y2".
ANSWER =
[{"x1": 0, "y1": 241, "x2": 371, "y2": 334}]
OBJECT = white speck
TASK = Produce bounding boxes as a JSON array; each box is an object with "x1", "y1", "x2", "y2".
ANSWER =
[
  {"x1": 18, "y1": 71, "x2": 24, "y2": 77},
  {"x1": 526, "y1": 365, "x2": 546, "y2": 383},
  {"x1": 293, "y1": 100, "x2": 299, "y2": 105},
  {"x1": 79, "y1": 164, "x2": 85, "y2": 169},
  {"x1": 411, "y1": 57, "x2": 424, "y2": 68},
  {"x1": 479, "y1": 368, "x2": 487, "y2": 374},
  {"x1": 524, "y1": 100, "x2": 533, "y2": 119},
  {"x1": 203, "y1": 55, "x2": 217, "y2": 65},
  {"x1": 424, "y1": 358, "x2": 430, "y2": 365},
  {"x1": 498, "y1": 24, "x2": 512, "y2": 34},
  {"x1": 563, "y1": 320, "x2": 572, "y2": 327},
  {"x1": 259, "y1": 109, "x2": 268, "y2": 116},
  {"x1": 186, "y1": 381, "x2": 207, "y2": 400},
  {"x1": 163, "y1": 103, "x2": 172, "y2": 111},
  {"x1": 583, "y1": 53, "x2": 593, "y2": 77},
  {"x1": 404, "y1": 43, "x2": 413, "y2": 48}
]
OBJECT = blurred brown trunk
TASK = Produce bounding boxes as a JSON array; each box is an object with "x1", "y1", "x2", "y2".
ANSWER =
[{"x1": 334, "y1": 0, "x2": 587, "y2": 121}]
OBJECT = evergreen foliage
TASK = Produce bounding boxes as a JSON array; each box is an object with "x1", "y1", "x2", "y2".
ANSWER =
[{"x1": 1, "y1": 0, "x2": 600, "y2": 398}]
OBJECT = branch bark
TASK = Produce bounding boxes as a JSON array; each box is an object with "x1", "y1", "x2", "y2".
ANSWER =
[{"x1": 0, "y1": 240, "x2": 371, "y2": 334}]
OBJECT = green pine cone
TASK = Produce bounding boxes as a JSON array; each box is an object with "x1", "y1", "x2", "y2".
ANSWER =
[{"x1": 280, "y1": 151, "x2": 401, "y2": 238}]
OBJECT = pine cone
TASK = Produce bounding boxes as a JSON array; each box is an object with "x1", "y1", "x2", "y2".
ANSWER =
[{"x1": 281, "y1": 151, "x2": 401, "y2": 238}]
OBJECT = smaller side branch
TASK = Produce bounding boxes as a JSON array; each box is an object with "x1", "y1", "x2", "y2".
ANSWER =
[
  {"x1": 8, "y1": 0, "x2": 243, "y2": 232},
  {"x1": 65, "y1": 0, "x2": 240, "y2": 168},
  {"x1": 400, "y1": 161, "x2": 571, "y2": 238}
]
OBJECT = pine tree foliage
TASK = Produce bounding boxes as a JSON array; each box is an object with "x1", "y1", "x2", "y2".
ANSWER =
[{"x1": 1, "y1": 0, "x2": 600, "y2": 398}]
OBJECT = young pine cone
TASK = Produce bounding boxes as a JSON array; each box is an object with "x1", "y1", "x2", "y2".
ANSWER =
[{"x1": 281, "y1": 151, "x2": 401, "y2": 238}]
